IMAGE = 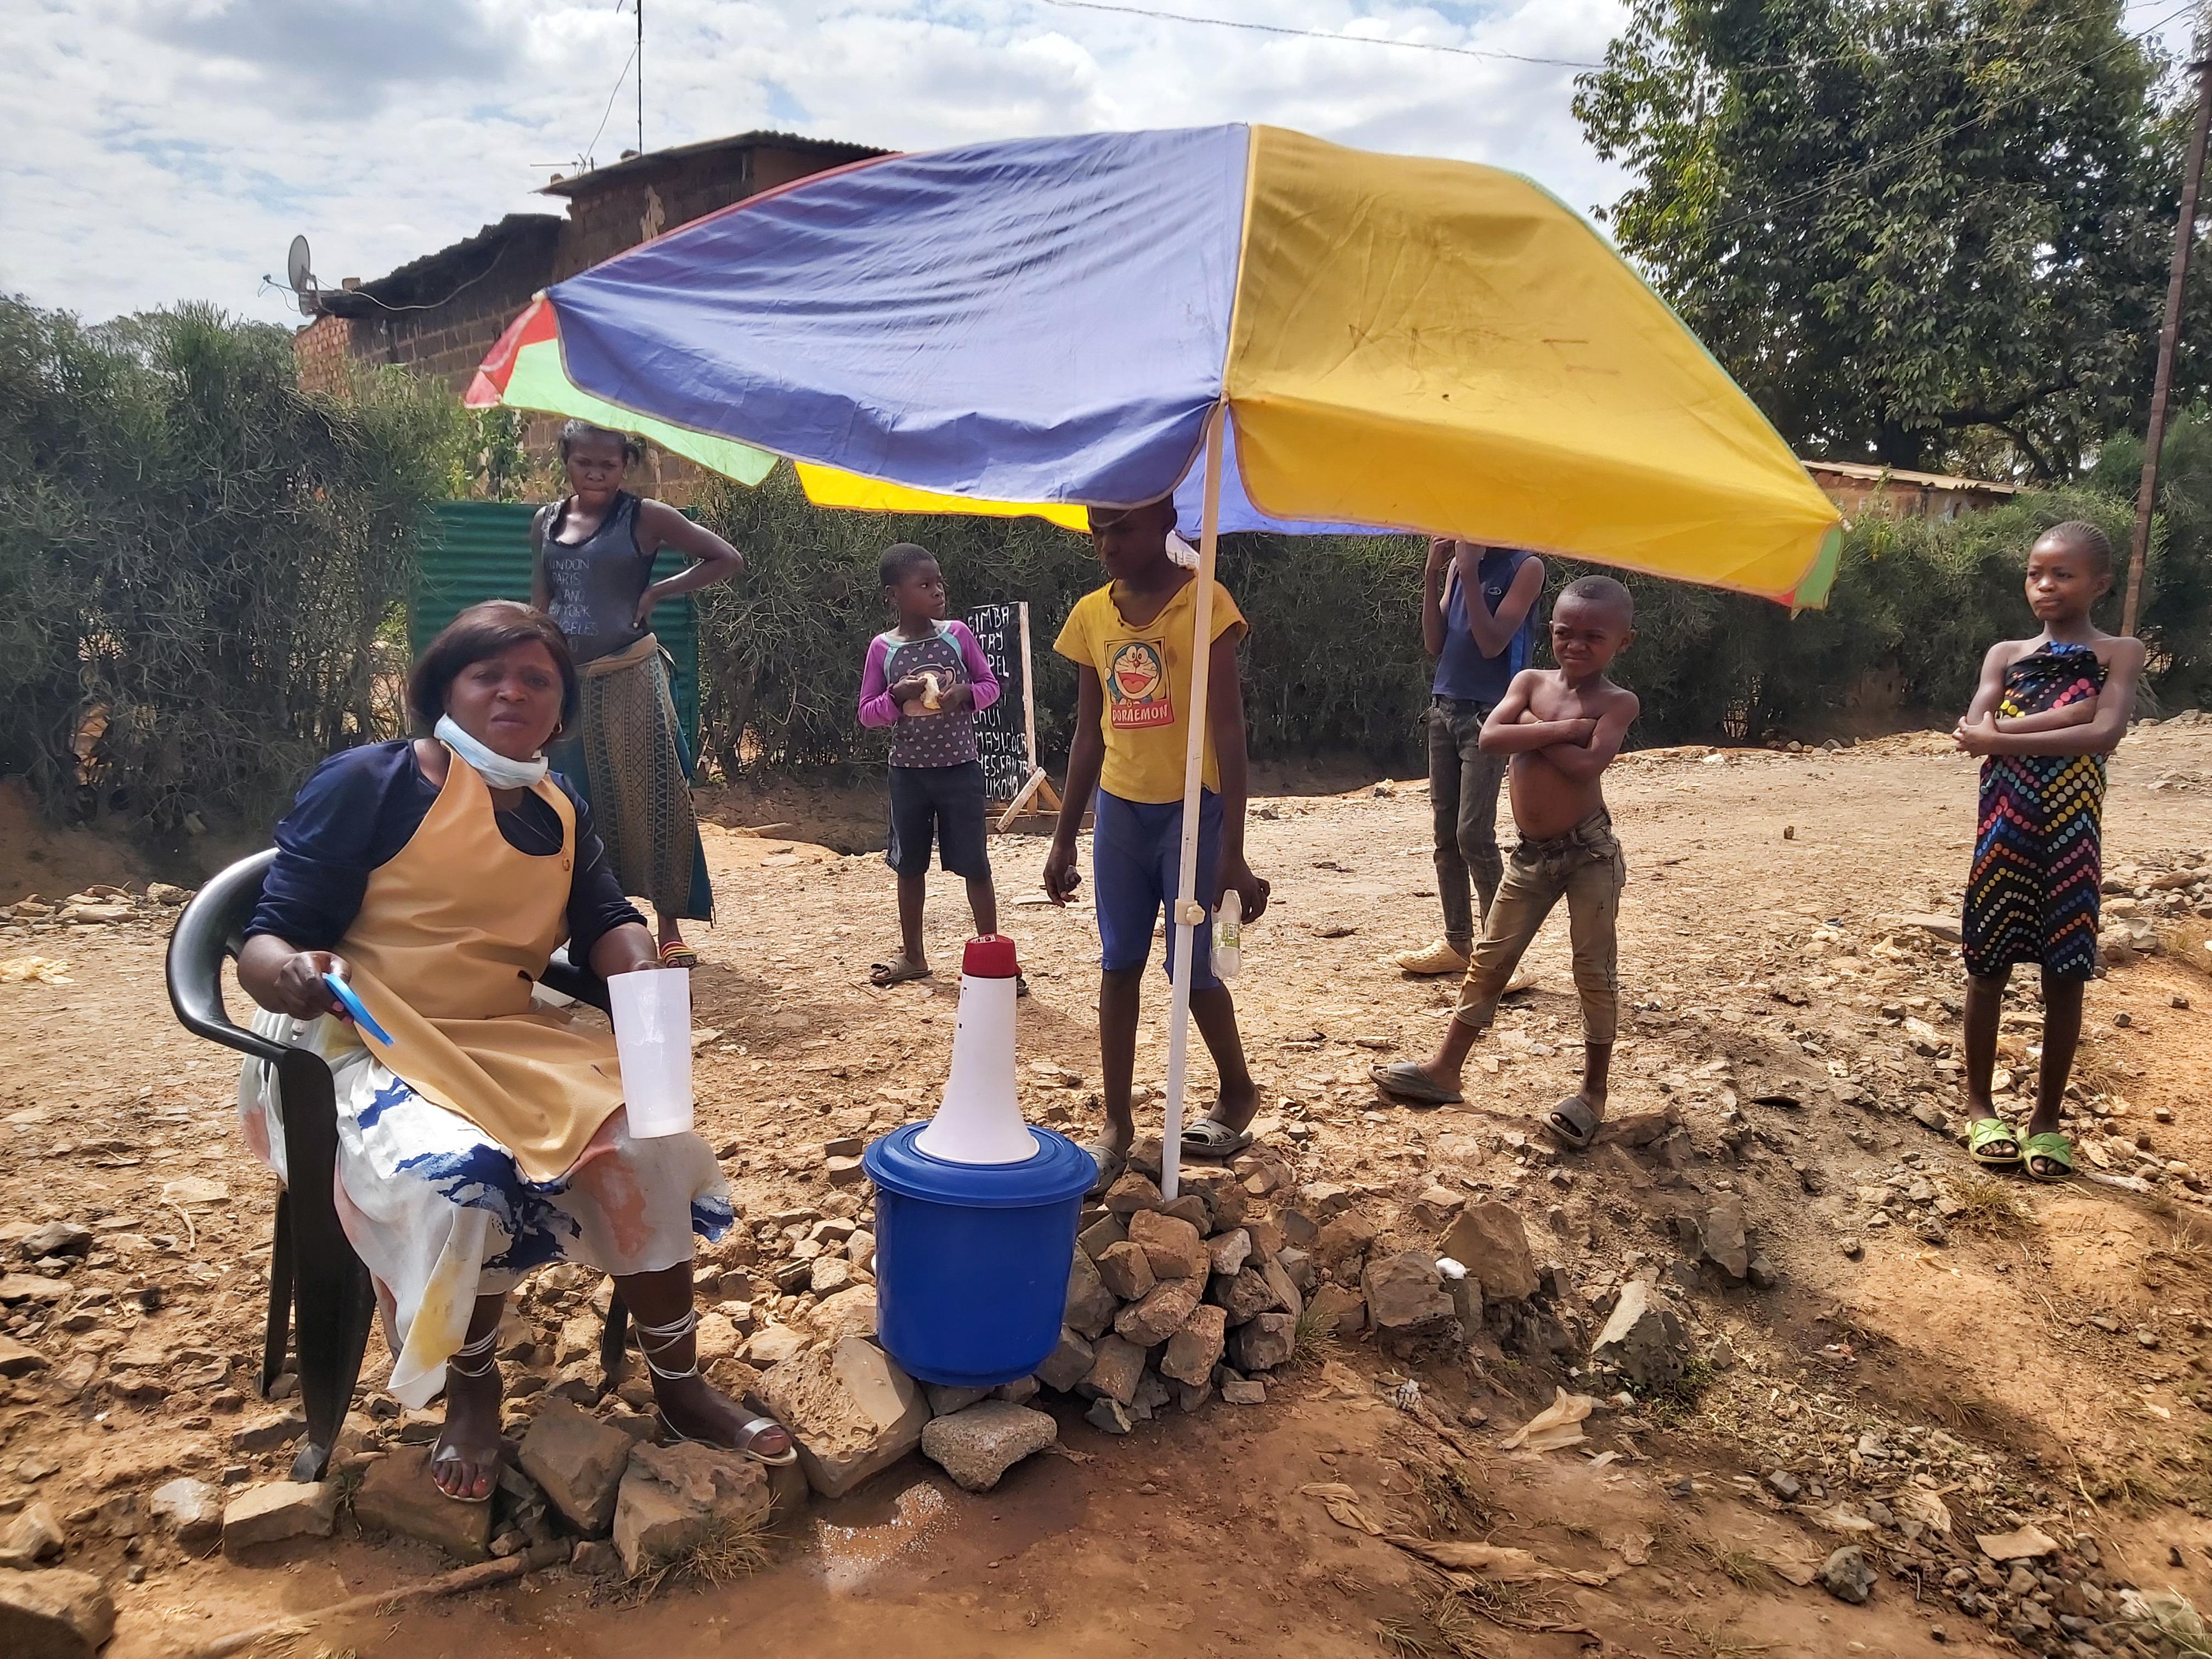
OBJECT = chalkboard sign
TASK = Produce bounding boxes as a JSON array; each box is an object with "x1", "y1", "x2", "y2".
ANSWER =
[{"x1": 966, "y1": 601, "x2": 1035, "y2": 804}]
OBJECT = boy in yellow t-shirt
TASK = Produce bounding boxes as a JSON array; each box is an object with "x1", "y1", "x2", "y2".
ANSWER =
[{"x1": 1044, "y1": 498, "x2": 1272, "y2": 1194}]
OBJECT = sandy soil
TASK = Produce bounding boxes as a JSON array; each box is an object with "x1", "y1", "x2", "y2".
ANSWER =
[{"x1": 3, "y1": 721, "x2": 2211, "y2": 1659}]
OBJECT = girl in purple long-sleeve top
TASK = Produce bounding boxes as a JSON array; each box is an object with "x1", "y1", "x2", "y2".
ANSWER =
[{"x1": 856, "y1": 543, "x2": 1015, "y2": 989}]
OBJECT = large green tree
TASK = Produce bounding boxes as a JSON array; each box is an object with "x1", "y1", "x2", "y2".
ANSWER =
[{"x1": 1575, "y1": 0, "x2": 2200, "y2": 478}]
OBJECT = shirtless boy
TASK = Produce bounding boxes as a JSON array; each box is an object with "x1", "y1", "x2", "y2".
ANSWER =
[{"x1": 1370, "y1": 575, "x2": 1640, "y2": 1146}]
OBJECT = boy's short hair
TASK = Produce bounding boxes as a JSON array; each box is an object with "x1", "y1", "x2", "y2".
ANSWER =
[
  {"x1": 878, "y1": 541, "x2": 937, "y2": 588},
  {"x1": 1558, "y1": 574, "x2": 1635, "y2": 626},
  {"x1": 2040, "y1": 520, "x2": 2114, "y2": 574}
]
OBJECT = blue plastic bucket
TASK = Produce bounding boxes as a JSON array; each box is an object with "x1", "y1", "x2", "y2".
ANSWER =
[{"x1": 862, "y1": 1122, "x2": 1096, "y2": 1389}]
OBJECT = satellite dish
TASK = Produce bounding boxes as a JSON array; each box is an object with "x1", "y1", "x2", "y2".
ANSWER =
[{"x1": 286, "y1": 235, "x2": 318, "y2": 315}]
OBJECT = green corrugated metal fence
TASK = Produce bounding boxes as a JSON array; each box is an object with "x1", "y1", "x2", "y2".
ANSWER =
[{"x1": 416, "y1": 501, "x2": 700, "y2": 748}]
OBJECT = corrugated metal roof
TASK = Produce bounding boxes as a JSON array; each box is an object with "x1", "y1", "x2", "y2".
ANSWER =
[
  {"x1": 416, "y1": 501, "x2": 700, "y2": 748},
  {"x1": 539, "y1": 130, "x2": 887, "y2": 198}
]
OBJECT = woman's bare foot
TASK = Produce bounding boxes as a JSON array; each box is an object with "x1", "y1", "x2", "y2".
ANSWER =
[
  {"x1": 430, "y1": 1333, "x2": 505, "y2": 1501},
  {"x1": 654, "y1": 1372, "x2": 795, "y2": 1462}
]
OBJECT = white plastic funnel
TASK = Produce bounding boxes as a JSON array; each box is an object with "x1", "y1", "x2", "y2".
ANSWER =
[
  {"x1": 915, "y1": 936, "x2": 1035, "y2": 1165},
  {"x1": 610, "y1": 967, "x2": 695, "y2": 1138}
]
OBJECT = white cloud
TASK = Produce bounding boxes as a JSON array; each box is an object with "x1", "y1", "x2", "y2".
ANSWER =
[{"x1": 1, "y1": 0, "x2": 1633, "y2": 323}]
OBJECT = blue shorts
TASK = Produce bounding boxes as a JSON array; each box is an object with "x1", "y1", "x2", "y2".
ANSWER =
[{"x1": 1092, "y1": 788, "x2": 1222, "y2": 989}]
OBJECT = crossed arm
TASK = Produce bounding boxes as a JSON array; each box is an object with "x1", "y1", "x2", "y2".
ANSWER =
[
  {"x1": 1955, "y1": 639, "x2": 2145, "y2": 757},
  {"x1": 1477, "y1": 671, "x2": 1639, "y2": 782}
]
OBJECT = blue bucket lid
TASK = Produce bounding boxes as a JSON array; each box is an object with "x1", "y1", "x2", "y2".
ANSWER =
[{"x1": 863, "y1": 1122, "x2": 1096, "y2": 1209}]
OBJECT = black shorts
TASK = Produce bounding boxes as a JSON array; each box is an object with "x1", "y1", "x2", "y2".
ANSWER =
[{"x1": 887, "y1": 761, "x2": 990, "y2": 879}]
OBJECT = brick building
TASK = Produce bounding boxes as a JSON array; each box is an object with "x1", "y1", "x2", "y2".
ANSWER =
[{"x1": 294, "y1": 130, "x2": 883, "y2": 400}]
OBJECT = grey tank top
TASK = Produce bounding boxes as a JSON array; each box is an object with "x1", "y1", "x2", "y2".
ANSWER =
[{"x1": 540, "y1": 493, "x2": 652, "y2": 665}]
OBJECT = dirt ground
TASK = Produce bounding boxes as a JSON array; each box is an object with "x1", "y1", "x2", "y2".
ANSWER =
[{"x1": 4, "y1": 720, "x2": 2212, "y2": 1659}]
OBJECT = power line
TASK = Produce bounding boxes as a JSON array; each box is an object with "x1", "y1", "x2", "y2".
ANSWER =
[
  {"x1": 1039, "y1": 0, "x2": 1604, "y2": 68},
  {"x1": 582, "y1": 34, "x2": 641, "y2": 167}
]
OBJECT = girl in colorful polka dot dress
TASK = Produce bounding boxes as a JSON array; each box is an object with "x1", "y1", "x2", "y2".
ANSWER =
[{"x1": 1954, "y1": 522, "x2": 2145, "y2": 1181}]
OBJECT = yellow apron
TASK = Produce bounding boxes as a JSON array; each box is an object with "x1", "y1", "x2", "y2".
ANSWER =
[{"x1": 338, "y1": 749, "x2": 628, "y2": 1183}]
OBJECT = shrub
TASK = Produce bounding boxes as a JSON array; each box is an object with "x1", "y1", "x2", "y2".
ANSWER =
[{"x1": 0, "y1": 297, "x2": 464, "y2": 831}]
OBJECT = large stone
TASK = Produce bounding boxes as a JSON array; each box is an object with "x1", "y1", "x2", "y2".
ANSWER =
[
  {"x1": 1125, "y1": 1210, "x2": 1208, "y2": 1281},
  {"x1": 1035, "y1": 1327, "x2": 1096, "y2": 1392},
  {"x1": 1228, "y1": 1311, "x2": 1297, "y2": 1373},
  {"x1": 1259, "y1": 1255, "x2": 1306, "y2": 1321},
  {"x1": 0, "y1": 1334, "x2": 50, "y2": 1379},
  {"x1": 1209, "y1": 1266, "x2": 1282, "y2": 1324},
  {"x1": 1181, "y1": 1166, "x2": 1247, "y2": 1229},
  {"x1": 1, "y1": 1502, "x2": 65, "y2": 1566},
  {"x1": 1076, "y1": 1212, "x2": 1127, "y2": 1260},
  {"x1": 1158, "y1": 1304, "x2": 1228, "y2": 1385},
  {"x1": 1589, "y1": 1280, "x2": 1690, "y2": 1392},
  {"x1": 808, "y1": 1285, "x2": 879, "y2": 1346},
  {"x1": 1094, "y1": 1241, "x2": 1156, "y2": 1302},
  {"x1": 924, "y1": 1384, "x2": 989, "y2": 1418},
  {"x1": 919, "y1": 1402, "x2": 1058, "y2": 1492},
  {"x1": 352, "y1": 1446, "x2": 493, "y2": 1560},
  {"x1": 1311, "y1": 1282, "x2": 1372, "y2": 1336},
  {"x1": 753, "y1": 1336, "x2": 928, "y2": 1499},
  {"x1": 1115, "y1": 1278, "x2": 1202, "y2": 1347},
  {"x1": 19, "y1": 1222, "x2": 91, "y2": 1260},
  {"x1": 1438, "y1": 1202, "x2": 1541, "y2": 1302},
  {"x1": 1063, "y1": 1248, "x2": 1119, "y2": 1339},
  {"x1": 1103, "y1": 1173, "x2": 1163, "y2": 1215},
  {"x1": 1207, "y1": 1228, "x2": 1252, "y2": 1278},
  {"x1": 744, "y1": 1323, "x2": 810, "y2": 1366},
  {"x1": 1363, "y1": 1251, "x2": 1454, "y2": 1332},
  {"x1": 1312, "y1": 1211, "x2": 1379, "y2": 1272},
  {"x1": 518, "y1": 1398, "x2": 635, "y2": 1536},
  {"x1": 612, "y1": 1441, "x2": 771, "y2": 1576},
  {"x1": 1078, "y1": 1334, "x2": 1147, "y2": 1404},
  {"x1": 221, "y1": 1481, "x2": 338, "y2": 1556},
  {"x1": 1821, "y1": 1545, "x2": 1876, "y2": 1604},
  {"x1": 0, "y1": 1570, "x2": 115, "y2": 1659},
  {"x1": 229, "y1": 1410, "x2": 307, "y2": 1453},
  {"x1": 146, "y1": 1477, "x2": 223, "y2": 1551},
  {"x1": 1701, "y1": 1196, "x2": 1750, "y2": 1281}
]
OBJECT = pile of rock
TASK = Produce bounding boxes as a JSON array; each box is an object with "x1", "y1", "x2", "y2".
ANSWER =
[
  {"x1": 0, "y1": 884, "x2": 189, "y2": 935},
  {"x1": 1025, "y1": 1143, "x2": 1547, "y2": 1434},
  {"x1": 2098, "y1": 851, "x2": 2212, "y2": 956}
]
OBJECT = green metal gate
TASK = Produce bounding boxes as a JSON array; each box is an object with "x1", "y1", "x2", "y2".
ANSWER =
[{"x1": 415, "y1": 501, "x2": 701, "y2": 748}]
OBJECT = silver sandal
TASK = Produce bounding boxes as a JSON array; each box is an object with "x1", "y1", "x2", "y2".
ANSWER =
[
  {"x1": 635, "y1": 1308, "x2": 800, "y2": 1466},
  {"x1": 430, "y1": 1326, "x2": 503, "y2": 1504}
]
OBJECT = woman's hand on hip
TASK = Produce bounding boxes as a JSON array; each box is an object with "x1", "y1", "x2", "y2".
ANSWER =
[
  {"x1": 272, "y1": 951, "x2": 350, "y2": 1022},
  {"x1": 631, "y1": 584, "x2": 663, "y2": 631}
]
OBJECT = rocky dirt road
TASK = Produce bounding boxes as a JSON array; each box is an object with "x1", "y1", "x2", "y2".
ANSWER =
[{"x1": 2, "y1": 719, "x2": 2210, "y2": 1659}]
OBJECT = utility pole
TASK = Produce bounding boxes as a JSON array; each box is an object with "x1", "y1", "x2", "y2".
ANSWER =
[
  {"x1": 2124, "y1": 6, "x2": 2212, "y2": 638},
  {"x1": 636, "y1": 0, "x2": 645, "y2": 155}
]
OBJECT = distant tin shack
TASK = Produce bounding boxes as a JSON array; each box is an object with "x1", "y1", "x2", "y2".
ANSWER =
[
  {"x1": 293, "y1": 129, "x2": 883, "y2": 414},
  {"x1": 1801, "y1": 460, "x2": 2019, "y2": 521}
]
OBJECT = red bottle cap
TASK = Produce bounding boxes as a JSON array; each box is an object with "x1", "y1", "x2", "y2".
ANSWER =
[{"x1": 962, "y1": 935, "x2": 1019, "y2": 979}]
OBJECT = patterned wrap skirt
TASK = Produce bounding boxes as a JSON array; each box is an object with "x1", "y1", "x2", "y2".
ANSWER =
[
  {"x1": 1962, "y1": 641, "x2": 2107, "y2": 981},
  {"x1": 238, "y1": 1007, "x2": 733, "y2": 1407}
]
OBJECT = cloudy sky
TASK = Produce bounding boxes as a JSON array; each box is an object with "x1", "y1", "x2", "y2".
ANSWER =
[{"x1": 2, "y1": 1, "x2": 2197, "y2": 325}]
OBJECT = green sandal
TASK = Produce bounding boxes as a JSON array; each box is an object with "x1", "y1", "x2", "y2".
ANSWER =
[
  {"x1": 2023, "y1": 1131, "x2": 2075, "y2": 1183},
  {"x1": 1967, "y1": 1117, "x2": 2022, "y2": 1169}
]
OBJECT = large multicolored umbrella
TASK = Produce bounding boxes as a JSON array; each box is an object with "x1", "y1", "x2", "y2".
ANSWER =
[{"x1": 470, "y1": 123, "x2": 1842, "y2": 1194}]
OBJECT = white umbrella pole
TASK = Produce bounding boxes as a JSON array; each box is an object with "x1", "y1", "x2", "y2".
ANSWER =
[{"x1": 1159, "y1": 404, "x2": 1227, "y2": 1201}]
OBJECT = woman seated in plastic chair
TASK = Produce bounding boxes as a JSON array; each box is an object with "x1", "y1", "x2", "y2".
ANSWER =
[{"x1": 236, "y1": 600, "x2": 793, "y2": 1503}]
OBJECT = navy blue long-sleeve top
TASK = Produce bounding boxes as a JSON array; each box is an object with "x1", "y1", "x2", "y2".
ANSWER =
[{"x1": 245, "y1": 741, "x2": 644, "y2": 963}]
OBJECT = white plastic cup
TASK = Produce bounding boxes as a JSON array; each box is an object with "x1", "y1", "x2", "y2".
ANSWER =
[{"x1": 609, "y1": 968, "x2": 694, "y2": 1138}]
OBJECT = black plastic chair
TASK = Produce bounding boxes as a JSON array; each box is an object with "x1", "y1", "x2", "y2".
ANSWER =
[{"x1": 164, "y1": 849, "x2": 630, "y2": 1481}]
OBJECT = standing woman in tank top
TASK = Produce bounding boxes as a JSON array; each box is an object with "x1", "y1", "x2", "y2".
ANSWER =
[{"x1": 532, "y1": 421, "x2": 746, "y2": 966}]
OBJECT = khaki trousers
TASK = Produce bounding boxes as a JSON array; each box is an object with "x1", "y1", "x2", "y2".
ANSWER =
[{"x1": 1454, "y1": 809, "x2": 1624, "y2": 1045}]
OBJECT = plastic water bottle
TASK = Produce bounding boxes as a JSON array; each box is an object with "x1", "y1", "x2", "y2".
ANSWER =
[{"x1": 1212, "y1": 889, "x2": 1243, "y2": 980}]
